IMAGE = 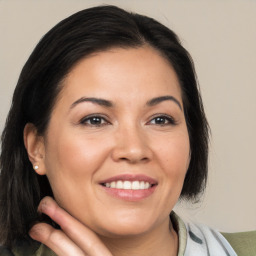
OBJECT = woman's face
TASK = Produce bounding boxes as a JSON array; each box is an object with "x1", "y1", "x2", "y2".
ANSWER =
[{"x1": 40, "y1": 46, "x2": 190, "y2": 238}]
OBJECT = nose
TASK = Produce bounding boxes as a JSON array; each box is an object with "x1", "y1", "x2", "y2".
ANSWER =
[{"x1": 111, "y1": 125, "x2": 153, "y2": 164}]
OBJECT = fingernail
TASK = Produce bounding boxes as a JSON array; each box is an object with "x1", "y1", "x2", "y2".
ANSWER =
[
  {"x1": 40, "y1": 201, "x2": 47, "y2": 212},
  {"x1": 38, "y1": 197, "x2": 50, "y2": 213},
  {"x1": 29, "y1": 229, "x2": 36, "y2": 239},
  {"x1": 29, "y1": 225, "x2": 40, "y2": 240}
]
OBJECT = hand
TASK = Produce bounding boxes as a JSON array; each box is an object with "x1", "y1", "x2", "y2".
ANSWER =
[{"x1": 29, "y1": 197, "x2": 113, "y2": 256}]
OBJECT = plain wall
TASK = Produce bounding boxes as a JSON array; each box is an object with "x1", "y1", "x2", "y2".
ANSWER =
[{"x1": 0, "y1": 0, "x2": 255, "y2": 232}]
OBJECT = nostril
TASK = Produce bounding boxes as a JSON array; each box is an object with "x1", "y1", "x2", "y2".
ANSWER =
[{"x1": 111, "y1": 141, "x2": 153, "y2": 163}]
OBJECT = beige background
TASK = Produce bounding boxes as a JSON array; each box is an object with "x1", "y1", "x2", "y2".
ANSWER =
[{"x1": 0, "y1": 0, "x2": 255, "y2": 232}]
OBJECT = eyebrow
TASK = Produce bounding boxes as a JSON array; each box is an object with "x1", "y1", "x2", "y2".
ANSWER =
[
  {"x1": 70, "y1": 95, "x2": 182, "y2": 110},
  {"x1": 146, "y1": 96, "x2": 182, "y2": 110},
  {"x1": 70, "y1": 97, "x2": 113, "y2": 109}
]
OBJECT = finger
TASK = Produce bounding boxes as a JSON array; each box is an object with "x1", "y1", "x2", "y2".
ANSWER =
[
  {"x1": 29, "y1": 222, "x2": 85, "y2": 256},
  {"x1": 38, "y1": 197, "x2": 112, "y2": 256}
]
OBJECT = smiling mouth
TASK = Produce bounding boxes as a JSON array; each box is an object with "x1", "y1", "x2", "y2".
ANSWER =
[
  {"x1": 99, "y1": 174, "x2": 158, "y2": 201},
  {"x1": 101, "y1": 180, "x2": 156, "y2": 190}
]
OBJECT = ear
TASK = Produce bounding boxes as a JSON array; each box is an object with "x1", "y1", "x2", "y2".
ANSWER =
[{"x1": 24, "y1": 123, "x2": 46, "y2": 175}]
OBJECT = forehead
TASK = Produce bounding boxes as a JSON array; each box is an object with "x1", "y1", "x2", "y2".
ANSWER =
[{"x1": 57, "y1": 46, "x2": 182, "y2": 106}]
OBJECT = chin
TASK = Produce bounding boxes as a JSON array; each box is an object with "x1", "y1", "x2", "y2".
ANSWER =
[
  {"x1": 94, "y1": 214, "x2": 158, "y2": 238},
  {"x1": 99, "y1": 225, "x2": 152, "y2": 238}
]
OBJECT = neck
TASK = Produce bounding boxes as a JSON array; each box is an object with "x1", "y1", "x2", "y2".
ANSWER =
[{"x1": 100, "y1": 218, "x2": 178, "y2": 256}]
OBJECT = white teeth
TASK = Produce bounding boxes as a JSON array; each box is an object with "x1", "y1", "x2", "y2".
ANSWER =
[
  {"x1": 110, "y1": 181, "x2": 116, "y2": 188},
  {"x1": 145, "y1": 182, "x2": 150, "y2": 189},
  {"x1": 104, "y1": 180, "x2": 151, "y2": 190},
  {"x1": 123, "y1": 181, "x2": 132, "y2": 189},
  {"x1": 132, "y1": 181, "x2": 140, "y2": 190},
  {"x1": 116, "y1": 180, "x2": 123, "y2": 189}
]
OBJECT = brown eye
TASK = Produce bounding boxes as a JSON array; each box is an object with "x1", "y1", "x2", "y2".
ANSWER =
[
  {"x1": 80, "y1": 115, "x2": 109, "y2": 126},
  {"x1": 149, "y1": 115, "x2": 177, "y2": 126}
]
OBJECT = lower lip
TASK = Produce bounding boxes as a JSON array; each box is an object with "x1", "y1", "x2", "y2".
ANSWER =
[{"x1": 101, "y1": 185, "x2": 157, "y2": 201}]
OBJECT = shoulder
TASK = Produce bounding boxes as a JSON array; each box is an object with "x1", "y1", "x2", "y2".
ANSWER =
[
  {"x1": 184, "y1": 221, "x2": 238, "y2": 255},
  {"x1": 222, "y1": 230, "x2": 256, "y2": 256},
  {"x1": 0, "y1": 239, "x2": 56, "y2": 256},
  {"x1": 171, "y1": 212, "x2": 238, "y2": 256},
  {"x1": 0, "y1": 239, "x2": 38, "y2": 256},
  {"x1": 171, "y1": 212, "x2": 238, "y2": 255},
  {"x1": 0, "y1": 246, "x2": 14, "y2": 256}
]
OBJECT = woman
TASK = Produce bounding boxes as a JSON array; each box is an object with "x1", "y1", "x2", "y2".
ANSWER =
[{"x1": 0, "y1": 5, "x2": 254, "y2": 256}]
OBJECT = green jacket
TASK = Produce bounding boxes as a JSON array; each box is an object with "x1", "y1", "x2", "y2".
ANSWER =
[{"x1": 222, "y1": 231, "x2": 256, "y2": 256}]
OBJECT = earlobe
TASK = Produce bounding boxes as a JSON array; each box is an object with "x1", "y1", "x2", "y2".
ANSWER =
[{"x1": 24, "y1": 123, "x2": 46, "y2": 175}]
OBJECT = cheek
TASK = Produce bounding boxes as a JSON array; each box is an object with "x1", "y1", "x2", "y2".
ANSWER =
[
  {"x1": 46, "y1": 132, "x2": 103, "y2": 170},
  {"x1": 43, "y1": 132, "x2": 112, "y2": 211},
  {"x1": 149, "y1": 131, "x2": 190, "y2": 216},
  {"x1": 156, "y1": 132, "x2": 190, "y2": 180},
  {"x1": 57, "y1": 139, "x2": 100, "y2": 173},
  {"x1": 43, "y1": 131, "x2": 111, "y2": 194}
]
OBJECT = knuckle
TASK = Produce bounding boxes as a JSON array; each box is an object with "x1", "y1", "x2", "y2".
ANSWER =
[{"x1": 48, "y1": 229, "x2": 64, "y2": 244}]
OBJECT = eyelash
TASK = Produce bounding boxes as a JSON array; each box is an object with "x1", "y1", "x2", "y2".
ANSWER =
[
  {"x1": 147, "y1": 114, "x2": 177, "y2": 126},
  {"x1": 79, "y1": 115, "x2": 110, "y2": 127},
  {"x1": 79, "y1": 114, "x2": 177, "y2": 127}
]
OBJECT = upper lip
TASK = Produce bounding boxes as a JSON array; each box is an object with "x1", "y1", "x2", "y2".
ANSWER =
[{"x1": 99, "y1": 174, "x2": 158, "y2": 185}]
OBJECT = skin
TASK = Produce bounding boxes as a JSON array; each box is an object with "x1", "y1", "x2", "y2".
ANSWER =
[{"x1": 25, "y1": 46, "x2": 190, "y2": 256}]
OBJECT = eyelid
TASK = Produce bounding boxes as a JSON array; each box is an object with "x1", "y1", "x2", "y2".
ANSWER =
[
  {"x1": 147, "y1": 113, "x2": 178, "y2": 125},
  {"x1": 79, "y1": 114, "x2": 111, "y2": 126}
]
